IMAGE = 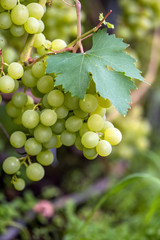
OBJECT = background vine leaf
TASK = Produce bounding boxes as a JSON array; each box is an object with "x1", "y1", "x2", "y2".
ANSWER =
[{"x1": 46, "y1": 29, "x2": 144, "y2": 115}]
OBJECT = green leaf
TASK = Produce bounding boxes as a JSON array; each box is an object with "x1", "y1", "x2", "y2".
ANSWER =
[{"x1": 46, "y1": 29, "x2": 144, "y2": 115}]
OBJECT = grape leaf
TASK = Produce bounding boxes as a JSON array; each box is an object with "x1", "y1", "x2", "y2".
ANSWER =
[{"x1": 46, "y1": 29, "x2": 144, "y2": 115}]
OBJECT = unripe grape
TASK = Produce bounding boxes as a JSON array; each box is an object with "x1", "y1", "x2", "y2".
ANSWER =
[
  {"x1": 11, "y1": 4, "x2": 29, "y2": 25},
  {"x1": 37, "y1": 75, "x2": 54, "y2": 94},
  {"x1": 43, "y1": 134, "x2": 58, "y2": 149},
  {"x1": 34, "y1": 124, "x2": 52, "y2": 143},
  {"x1": 10, "y1": 131, "x2": 26, "y2": 148},
  {"x1": 64, "y1": 92, "x2": 79, "y2": 110},
  {"x1": 37, "y1": 150, "x2": 54, "y2": 166},
  {"x1": 10, "y1": 24, "x2": 25, "y2": 37},
  {"x1": 8, "y1": 62, "x2": 24, "y2": 79},
  {"x1": 65, "y1": 116, "x2": 83, "y2": 132},
  {"x1": 104, "y1": 127, "x2": 122, "y2": 145},
  {"x1": 79, "y1": 94, "x2": 98, "y2": 113},
  {"x1": 3, "y1": 157, "x2": 20, "y2": 174},
  {"x1": 6, "y1": 101, "x2": 22, "y2": 118},
  {"x1": 83, "y1": 147, "x2": 97, "y2": 159},
  {"x1": 13, "y1": 178, "x2": 25, "y2": 191},
  {"x1": 22, "y1": 110, "x2": 39, "y2": 129},
  {"x1": 51, "y1": 119, "x2": 65, "y2": 134},
  {"x1": 40, "y1": 109, "x2": 57, "y2": 126},
  {"x1": 22, "y1": 69, "x2": 37, "y2": 88},
  {"x1": 24, "y1": 138, "x2": 42, "y2": 156},
  {"x1": 27, "y1": 3, "x2": 44, "y2": 20},
  {"x1": 31, "y1": 61, "x2": 46, "y2": 78},
  {"x1": 26, "y1": 163, "x2": 44, "y2": 181},
  {"x1": 33, "y1": 33, "x2": 46, "y2": 48},
  {"x1": 51, "y1": 39, "x2": 67, "y2": 50},
  {"x1": 0, "y1": 75, "x2": 15, "y2": 93},
  {"x1": 0, "y1": 12, "x2": 12, "y2": 29},
  {"x1": 47, "y1": 90, "x2": 64, "y2": 107},
  {"x1": 12, "y1": 92, "x2": 27, "y2": 108},
  {"x1": 55, "y1": 105, "x2": 68, "y2": 119},
  {"x1": 60, "y1": 130, "x2": 76, "y2": 146}
]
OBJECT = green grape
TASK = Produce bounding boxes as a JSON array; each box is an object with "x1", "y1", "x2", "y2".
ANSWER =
[
  {"x1": 92, "y1": 105, "x2": 106, "y2": 117},
  {"x1": 3, "y1": 47, "x2": 18, "y2": 64},
  {"x1": 10, "y1": 131, "x2": 26, "y2": 148},
  {"x1": 22, "y1": 69, "x2": 37, "y2": 87},
  {"x1": 104, "y1": 127, "x2": 122, "y2": 145},
  {"x1": 73, "y1": 108, "x2": 88, "y2": 118},
  {"x1": 31, "y1": 61, "x2": 46, "y2": 78},
  {"x1": 0, "y1": 12, "x2": 12, "y2": 29},
  {"x1": 96, "y1": 140, "x2": 112, "y2": 157},
  {"x1": 81, "y1": 131, "x2": 99, "y2": 148},
  {"x1": 0, "y1": 34, "x2": 6, "y2": 48},
  {"x1": 33, "y1": 33, "x2": 46, "y2": 48},
  {"x1": 26, "y1": 163, "x2": 44, "y2": 181},
  {"x1": 31, "y1": 87, "x2": 44, "y2": 98},
  {"x1": 22, "y1": 110, "x2": 39, "y2": 129},
  {"x1": 87, "y1": 114, "x2": 104, "y2": 132},
  {"x1": 51, "y1": 39, "x2": 67, "y2": 50},
  {"x1": 55, "y1": 105, "x2": 68, "y2": 119},
  {"x1": 65, "y1": 116, "x2": 83, "y2": 132},
  {"x1": 13, "y1": 178, "x2": 25, "y2": 191},
  {"x1": 51, "y1": 119, "x2": 65, "y2": 134},
  {"x1": 27, "y1": 3, "x2": 44, "y2": 19},
  {"x1": 34, "y1": 124, "x2": 52, "y2": 143},
  {"x1": 1, "y1": 0, "x2": 17, "y2": 10},
  {"x1": 60, "y1": 130, "x2": 76, "y2": 146},
  {"x1": 43, "y1": 134, "x2": 58, "y2": 149},
  {"x1": 3, "y1": 156, "x2": 20, "y2": 174},
  {"x1": 24, "y1": 17, "x2": 40, "y2": 34},
  {"x1": 42, "y1": 94, "x2": 51, "y2": 108},
  {"x1": 13, "y1": 114, "x2": 22, "y2": 125},
  {"x1": 75, "y1": 134, "x2": 83, "y2": 150},
  {"x1": 37, "y1": 40, "x2": 51, "y2": 55},
  {"x1": 83, "y1": 147, "x2": 97, "y2": 159},
  {"x1": 10, "y1": 24, "x2": 25, "y2": 37},
  {"x1": 79, "y1": 123, "x2": 90, "y2": 137},
  {"x1": 12, "y1": 92, "x2": 27, "y2": 108},
  {"x1": 101, "y1": 121, "x2": 114, "y2": 132},
  {"x1": 37, "y1": 75, "x2": 54, "y2": 94},
  {"x1": 0, "y1": 75, "x2": 15, "y2": 93},
  {"x1": 6, "y1": 101, "x2": 22, "y2": 118},
  {"x1": 54, "y1": 135, "x2": 62, "y2": 148},
  {"x1": 79, "y1": 94, "x2": 98, "y2": 113},
  {"x1": 26, "y1": 95, "x2": 34, "y2": 106},
  {"x1": 24, "y1": 138, "x2": 42, "y2": 156},
  {"x1": 64, "y1": 92, "x2": 79, "y2": 110},
  {"x1": 96, "y1": 95, "x2": 112, "y2": 108},
  {"x1": 37, "y1": 19, "x2": 45, "y2": 33},
  {"x1": 11, "y1": 4, "x2": 29, "y2": 25},
  {"x1": 47, "y1": 90, "x2": 64, "y2": 107},
  {"x1": 12, "y1": 79, "x2": 19, "y2": 92},
  {"x1": 40, "y1": 109, "x2": 57, "y2": 126},
  {"x1": 36, "y1": 150, "x2": 54, "y2": 166}
]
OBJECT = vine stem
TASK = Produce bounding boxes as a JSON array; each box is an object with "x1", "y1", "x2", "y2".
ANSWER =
[
  {"x1": 19, "y1": 0, "x2": 47, "y2": 63},
  {"x1": 74, "y1": 0, "x2": 84, "y2": 53}
]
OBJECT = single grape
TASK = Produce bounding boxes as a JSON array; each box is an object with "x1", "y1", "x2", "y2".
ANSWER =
[
  {"x1": 10, "y1": 131, "x2": 26, "y2": 148},
  {"x1": 81, "y1": 131, "x2": 99, "y2": 148},
  {"x1": 73, "y1": 108, "x2": 88, "y2": 118},
  {"x1": 64, "y1": 92, "x2": 79, "y2": 110},
  {"x1": 1, "y1": 0, "x2": 17, "y2": 10},
  {"x1": 34, "y1": 124, "x2": 52, "y2": 143},
  {"x1": 51, "y1": 39, "x2": 67, "y2": 51},
  {"x1": 3, "y1": 47, "x2": 18, "y2": 64},
  {"x1": 22, "y1": 110, "x2": 39, "y2": 129},
  {"x1": 101, "y1": 121, "x2": 114, "y2": 132},
  {"x1": 65, "y1": 116, "x2": 83, "y2": 132},
  {"x1": 10, "y1": 24, "x2": 25, "y2": 37},
  {"x1": 54, "y1": 135, "x2": 62, "y2": 148},
  {"x1": 87, "y1": 114, "x2": 104, "y2": 132},
  {"x1": 91, "y1": 105, "x2": 106, "y2": 117},
  {"x1": 75, "y1": 134, "x2": 83, "y2": 150},
  {"x1": 24, "y1": 138, "x2": 42, "y2": 156},
  {"x1": 79, "y1": 94, "x2": 98, "y2": 113},
  {"x1": 51, "y1": 119, "x2": 65, "y2": 134},
  {"x1": 96, "y1": 140, "x2": 112, "y2": 157},
  {"x1": 27, "y1": 3, "x2": 44, "y2": 20},
  {"x1": 8, "y1": 62, "x2": 24, "y2": 79},
  {"x1": 104, "y1": 127, "x2": 122, "y2": 145},
  {"x1": 41, "y1": 94, "x2": 51, "y2": 108},
  {"x1": 26, "y1": 95, "x2": 34, "y2": 106},
  {"x1": 37, "y1": 75, "x2": 54, "y2": 94},
  {"x1": 37, "y1": 20, "x2": 45, "y2": 33},
  {"x1": 22, "y1": 69, "x2": 37, "y2": 88},
  {"x1": 55, "y1": 105, "x2": 68, "y2": 119},
  {"x1": 24, "y1": 17, "x2": 39, "y2": 34},
  {"x1": 40, "y1": 109, "x2": 57, "y2": 126},
  {"x1": 83, "y1": 147, "x2": 97, "y2": 159},
  {"x1": 43, "y1": 134, "x2": 58, "y2": 149},
  {"x1": 11, "y1": 4, "x2": 29, "y2": 25},
  {"x1": 37, "y1": 150, "x2": 54, "y2": 166},
  {"x1": 3, "y1": 156, "x2": 20, "y2": 174},
  {"x1": 31, "y1": 61, "x2": 46, "y2": 78},
  {"x1": 0, "y1": 12, "x2": 12, "y2": 29},
  {"x1": 79, "y1": 123, "x2": 90, "y2": 137},
  {"x1": 6, "y1": 101, "x2": 22, "y2": 118},
  {"x1": 26, "y1": 163, "x2": 44, "y2": 181},
  {"x1": 13, "y1": 178, "x2": 25, "y2": 191},
  {"x1": 12, "y1": 92, "x2": 27, "y2": 108},
  {"x1": 33, "y1": 33, "x2": 46, "y2": 48},
  {"x1": 60, "y1": 130, "x2": 76, "y2": 146},
  {"x1": 0, "y1": 75, "x2": 15, "y2": 93},
  {"x1": 47, "y1": 90, "x2": 64, "y2": 107}
]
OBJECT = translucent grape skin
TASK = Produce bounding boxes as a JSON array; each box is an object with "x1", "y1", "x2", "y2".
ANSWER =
[
  {"x1": 24, "y1": 17, "x2": 40, "y2": 34},
  {"x1": 26, "y1": 163, "x2": 44, "y2": 181},
  {"x1": 87, "y1": 114, "x2": 104, "y2": 132},
  {"x1": 104, "y1": 128, "x2": 122, "y2": 145},
  {"x1": 13, "y1": 178, "x2": 25, "y2": 191},
  {"x1": 81, "y1": 131, "x2": 99, "y2": 148},
  {"x1": 1, "y1": 0, "x2": 17, "y2": 10},
  {"x1": 60, "y1": 130, "x2": 76, "y2": 146},
  {"x1": 0, "y1": 12, "x2": 12, "y2": 29},
  {"x1": 47, "y1": 90, "x2": 64, "y2": 107},
  {"x1": 40, "y1": 109, "x2": 57, "y2": 126},
  {"x1": 65, "y1": 116, "x2": 83, "y2": 132},
  {"x1": 10, "y1": 131, "x2": 26, "y2": 148},
  {"x1": 34, "y1": 124, "x2": 52, "y2": 143},
  {"x1": 79, "y1": 94, "x2": 98, "y2": 113},
  {"x1": 22, "y1": 110, "x2": 39, "y2": 129},
  {"x1": 27, "y1": 3, "x2": 44, "y2": 20},
  {"x1": 36, "y1": 150, "x2": 54, "y2": 166},
  {"x1": 0, "y1": 75, "x2": 15, "y2": 93},
  {"x1": 3, "y1": 157, "x2": 20, "y2": 174},
  {"x1": 24, "y1": 138, "x2": 42, "y2": 156},
  {"x1": 11, "y1": 4, "x2": 29, "y2": 25},
  {"x1": 96, "y1": 140, "x2": 112, "y2": 157},
  {"x1": 12, "y1": 92, "x2": 27, "y2": 108},
  {"x1": 51, "y1": 39, "x2": 67, "y2": 51},
  {"x1": 8, "y1": 62, "x2": 24, "y2": 79}
]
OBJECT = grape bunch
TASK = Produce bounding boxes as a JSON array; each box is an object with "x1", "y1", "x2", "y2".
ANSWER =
[
  {"x1": 2, "y1": 59, "x2": 122, "y2": 190},
  {"x1": 117, "y1": 0, "x2": 160, "y2": 40}
]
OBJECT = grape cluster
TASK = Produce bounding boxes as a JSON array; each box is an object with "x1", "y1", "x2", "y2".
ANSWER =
[
  {"x1": 2, "y1": 57, "x2": 122, "y2": 190},
  {"x1": 0, "y1": 0, "x2": 45, "y2": 36},
  {"x1": 117, "y1": 0, "x2": 160, "y2": 40}
]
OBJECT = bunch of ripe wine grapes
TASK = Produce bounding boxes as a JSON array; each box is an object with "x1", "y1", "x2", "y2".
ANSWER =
[
  {"x1": 0, "y1": 0, "x2": 122, "y2": 191},
  {"x1": 117, "y1": 0, "x2": 160, "y2": 40}
]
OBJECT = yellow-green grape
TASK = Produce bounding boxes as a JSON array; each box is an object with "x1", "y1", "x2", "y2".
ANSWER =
[
  {"x1": 0, "y1": 75, "x2": 15, "y2": 93},
  {"x1": 0, "y1": 12, "x2": 12, "y2": 29},
  {"x1": 33, "y1": 33, "x2": 46, "y2": 48},
  {"x1": 22, "y1": 110, "x2": 40, "y2": 129},
  {"x1": 87, "y1": 114, "x2": 104, "y2": 132},
  {"x1": 81, "y1": 131, "x2": 99, "y2": 148},
  {"x1": 24, "y1": 138, "x2": 42, "y2": 156},
  {"x1": 96, "y1": 140, "x2": 112, "y2": 157},
  {"x1": 34, "y1": 124, "x2": 52, "y2": 143},
  {"x1": 13, "y1": 178, "x2": 25, "y2": 191},
  {"x1": 1, "y1": 0, "x2": 17, "y2": 10},
  {"x1": 27, "y1": 3, "x2": 44, "y2": 20},
  {"x1": 91, "y1": 105, "x2": 106, "y2": 117},
  {"x1": 8, "y1": 62, "x2": 24, "y2": 79},
  {"x1": 40, "y1": 109, "x2": 57, "y2": 126},
  {"x1": 104, "y1": 127, "x2": 122, "y2": 145},
  {"x1": 51, "y1": 39, "x2": 67, "y2": 51},
  {"x1": 83, "y1": 147, "x2": 98, "y2": 160},
  {"x1": 79, "y1": 94, "x2": 98, "y2": 113},
  {"x1": 24, "y1": 17, "x2": 40, "y2": 34},
  {"x1": 3, "y1": 156, "x2": 20, "y2": 174},
  {"x1": 47, "y1": 90, "x2": 64, "y2": 107},
  {"x1": 96, "y1": 95, "x2": 112, "y2": 108},
  {"x1": 54, "y1": 135, "x2": 62, "y2": 148},
  {"x1": 10, "y1": 131, "x2": 26, "y2": 148},
  {"x1": 101, "y1": 121, "x2": 114, "y2": 132},
  {"x1": 36, "y1": 150, "x2": 54, "y2": 166},
  {"x1": 79, "y1": 123, "x2": 90, "y2": 137},
  {"x1": 26, "y1": 163, "x2": 44, "y2": 181},
  {"x1": 11, "y1": 4, "x2": 29, "y2": 25}
]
